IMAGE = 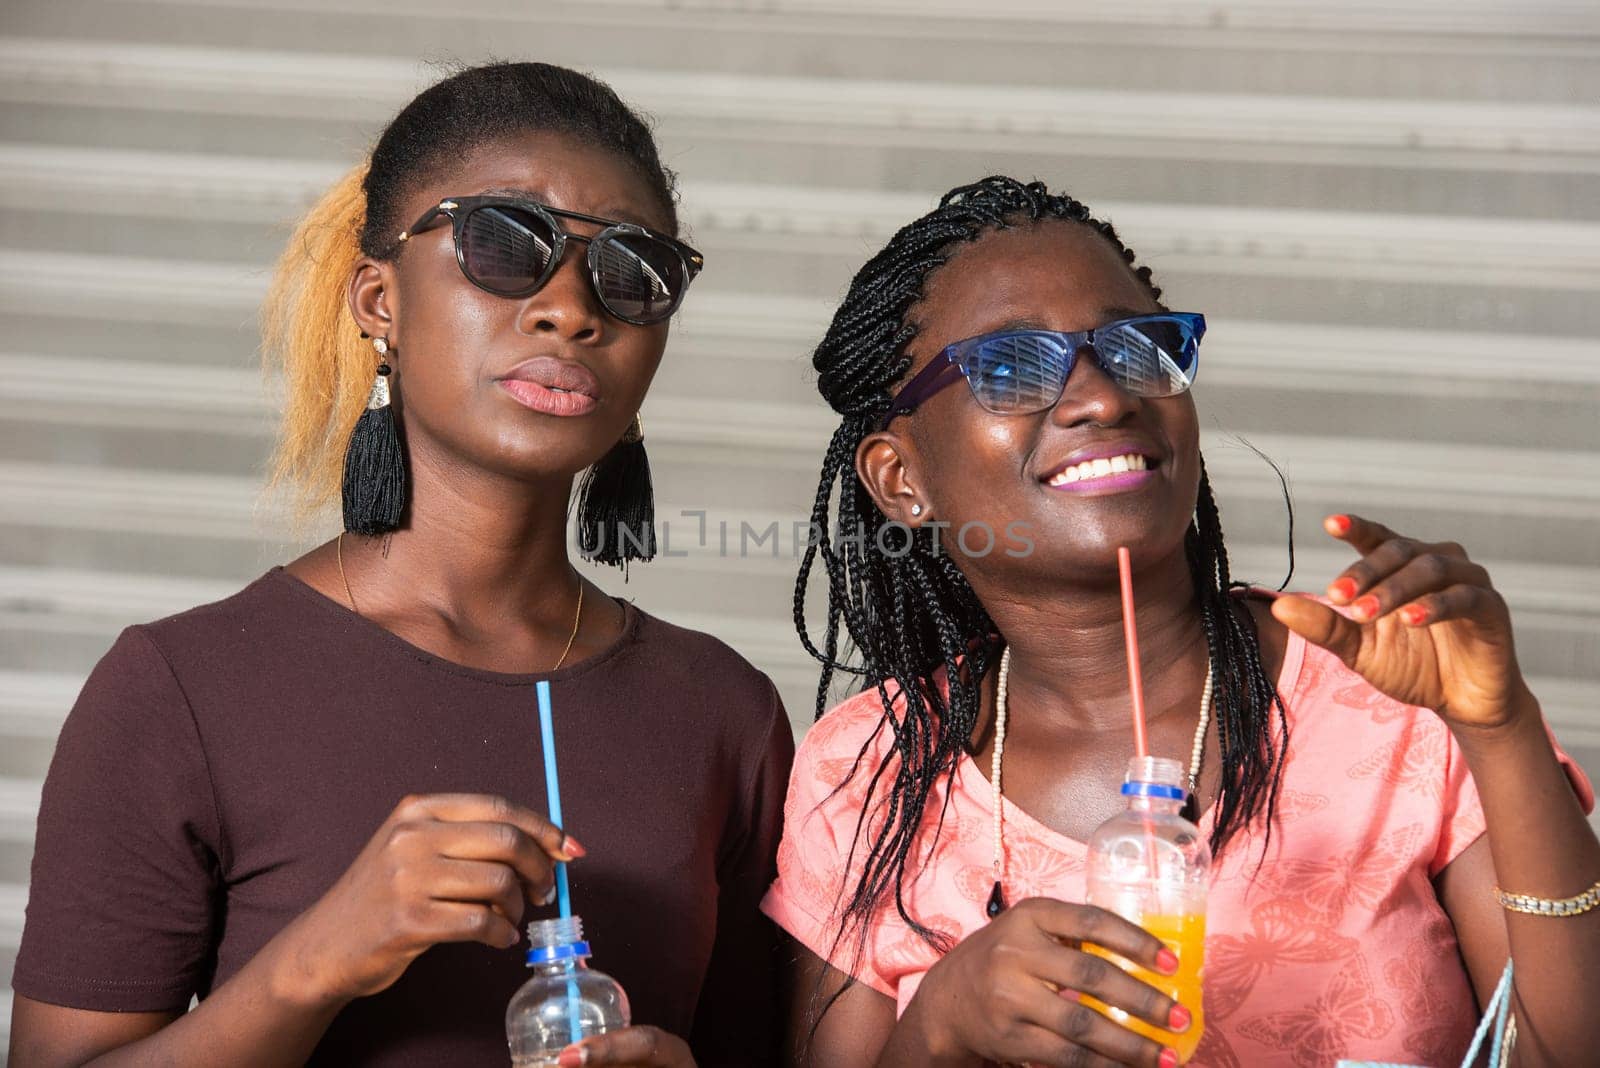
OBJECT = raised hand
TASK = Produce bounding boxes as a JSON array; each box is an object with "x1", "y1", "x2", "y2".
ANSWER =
[
  {"x1": 898, "y1": 897, "x2": 1191, "y2": 1068},
  {"x1": 1269, "y1": 513, "x2": 1535, "y2": 731},
  {"x1": 276, "y1": 792, "x2": 581, "y2": 1006}
]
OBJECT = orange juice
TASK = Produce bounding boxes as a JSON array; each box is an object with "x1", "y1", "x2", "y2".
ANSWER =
[
  {"x1": 1083, "y1": 758, "x2": 1210, "y2": 1063},
  {"x1": 1081, "y1": 912, "x2": 1204, "y2": 1063}
]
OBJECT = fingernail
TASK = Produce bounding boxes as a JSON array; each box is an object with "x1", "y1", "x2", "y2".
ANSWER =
[
  {"x1": 1400, "y1": 604, "x2": 1429, "y2": 625},
  {"x1": 1328, "y1": 577, "x2": 1359, "y2": 602},
  {"x1": 562, "y1": 835, "x2": 587, "y2": 859},
  {"x1": 1168, "y1": 1003, "x2": 1192, "y2": 1032},
  {"x1": 541, "y1": 884, "x2": 557, "y2": 907},
  {"x1": 1353, "y1": 594, "x2": 1380, "y2": 619},
  {"x1": 1327, "y1": 514, "x2": 1352, "y2": 535},
  {"x1": 1159, "y1": 1048, "x2": 1180, "y2": 1068},
  {"x1": 558, "y1": 1046, "x2": 588, "y2": 1067},
  {"x1": 1156, "y1": 947, "x2": 1180, "y2": 974}
]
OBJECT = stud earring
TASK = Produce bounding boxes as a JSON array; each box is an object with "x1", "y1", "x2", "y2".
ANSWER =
[{"x1": 910, "y1": 503, "x2": 924, "y2": 517}]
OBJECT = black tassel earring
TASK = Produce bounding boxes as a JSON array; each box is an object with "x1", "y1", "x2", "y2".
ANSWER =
[
  {"x1": 577, "y1": 413, "x2": 655, "y2": 576},
  {"x1": 341, "y1": 336, "x2": 407, "y2": 535}
]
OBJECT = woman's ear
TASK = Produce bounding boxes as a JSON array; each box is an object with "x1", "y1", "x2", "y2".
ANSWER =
[
  {"x1": 348, "y1": 259, "x2": 396, "y2": 348},
  {"x1": 856, "y1": 429, "x2": 930, "y2": 525}
]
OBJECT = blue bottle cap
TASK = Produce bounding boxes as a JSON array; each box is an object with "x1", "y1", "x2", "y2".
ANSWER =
[
  {"x1": 526, "y1": 940, "x2": 592, "y2": 965},
  {"x1": 1120, "y1": 781, "x2": 1187, "y2": 801}
]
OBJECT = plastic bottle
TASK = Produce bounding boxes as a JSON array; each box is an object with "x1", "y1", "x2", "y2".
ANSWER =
[
  {"x1": 506, "y1": 916, "x2": 630, "y2": 1068},
  {"x1": 1082, "y1": 756, "x2": 1209, "y2": 1064}
]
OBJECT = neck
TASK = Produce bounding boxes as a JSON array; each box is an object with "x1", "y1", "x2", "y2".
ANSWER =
[
  {"x1": 349, "y1": 448, "x2": 580, "y2": 627},
  {"x1": 979, "y1": 543, "x2": 1209, "y2": 733}
]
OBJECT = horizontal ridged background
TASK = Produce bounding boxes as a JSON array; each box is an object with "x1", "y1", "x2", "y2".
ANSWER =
[{"x1": 1, "y1": 0, "x2": 1597, "y2": 1048}]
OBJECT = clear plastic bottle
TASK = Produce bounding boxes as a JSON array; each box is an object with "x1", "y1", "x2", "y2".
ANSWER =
[
  {"x1": 506, "y1": 916, "x2": 630, "y2": 1068},
  {"x1": 1083, "y1": 756, "x2": 1209, "y2": 1064}
]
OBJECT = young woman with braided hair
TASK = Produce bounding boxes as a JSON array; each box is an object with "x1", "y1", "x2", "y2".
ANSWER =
[
  {"x1": 11, "y1": 63, "x2": 790, "y2": 1067},
  {"x1": 762, "y1": 176, "x2": 1598, "y2": 1067}
]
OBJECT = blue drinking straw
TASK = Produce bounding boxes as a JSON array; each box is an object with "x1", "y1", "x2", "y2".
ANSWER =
[
  {"x1": 536, "y1": 680, "x2": 572, "y2": 920},
  {"x1": 535, "y1": 680, "x2": 581, "y2": 1046}
]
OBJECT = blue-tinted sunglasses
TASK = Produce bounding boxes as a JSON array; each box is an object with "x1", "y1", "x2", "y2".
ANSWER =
[{"x1": 883, "y1": 313, "x2": 1205, "y2": 425}]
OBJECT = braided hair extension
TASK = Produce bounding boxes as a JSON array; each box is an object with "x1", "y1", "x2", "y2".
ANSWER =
[
  {"x1": 794, "y1": 176, "x2": 1289, "y2": 970},
  {"x1": 1186, "y1": 460, "x2": 1292, "y2": 860}
]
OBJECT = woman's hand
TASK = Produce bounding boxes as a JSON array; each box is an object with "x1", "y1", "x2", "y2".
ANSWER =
[
  {"x1": 1270, "y1": 513, "x2": 1535, "y2": 731},
  {"x1": 557, "y1": 1026, "x2": 695, "y2": 1067},
  {"x1": 274, "y1": 792, "x2": 580, "y2": 1007},
  {"x1": 898, "y1": 897, "x2": 1191, "y2": 1068}
]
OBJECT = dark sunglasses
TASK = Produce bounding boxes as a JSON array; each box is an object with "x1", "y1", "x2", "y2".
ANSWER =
[
  {"x1": 883, "y1": 313, "x2": 1205, "y2": 425},
  {"x1": 397, "y1": 196, "x2": 705, "y2": 325}
]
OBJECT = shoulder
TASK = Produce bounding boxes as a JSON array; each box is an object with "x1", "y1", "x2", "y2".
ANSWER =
[
  {"x1": 765, "y1": 683, "x2": 905, "y2": 937},
  {"x1": 802, "y1": 683, "x2": 898, "y2": 754},
  {"x1": 74, "y1": 571, "x2": 301, "y2": 702},
  {"x1": 623, "y1": 603, "x2": 789, "y2": 737},
  {"x1": 136, "y1": 568, "x2": 320, "y2": 662},
  {"x1": 629, "y1": 605, "x2": 769, "y2": 680},
  {"x1": 90, "y1": 569, "x2": 364, "y2": 739},
  {"x1": 1277, "y1": 632, "x2": 1458, "y2": 805},
  {"x1": 788, "y1": 682, "x2": 902, "y2": 806}
]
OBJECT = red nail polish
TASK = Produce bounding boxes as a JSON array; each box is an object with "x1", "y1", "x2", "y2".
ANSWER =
[
  {"x1": 562, "y1": 836, "x2": 587, "y2": 859},
  {"x1": 1400, "y1": 604, "x2": 1428, "y2": 625},
  {"x1": 1156, "y1": 947, "x2": 1180, "y2": 974},
  {"x1": 1168, "y1": 1003, "x2": 1192, "y2": 1031},
  {"x1": 1328, "y1": 577, "x2": 1358, "y2": 602},
  {"x1": 1328, "y1": 514, "x2": 1352, "y2": 535},
  {"x1": 1159, "y1": 1048, "x2": 1180, "y2": 1068},
  {"x1": 1353, "y1": 595, "x2": 1380, "y2": 618},
  {"x1": 558, "y1": 1047, "x2": 588, "y2": 1068}
]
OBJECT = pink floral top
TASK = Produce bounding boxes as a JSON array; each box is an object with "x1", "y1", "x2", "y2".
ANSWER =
[{"x1": 762, "y1": 630, "x2": 1593, "y2": 1067}]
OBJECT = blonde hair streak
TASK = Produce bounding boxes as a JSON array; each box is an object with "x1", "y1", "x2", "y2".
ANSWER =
[{"x1": 261, "y1": 162, "x2": 378, "y2": 525}]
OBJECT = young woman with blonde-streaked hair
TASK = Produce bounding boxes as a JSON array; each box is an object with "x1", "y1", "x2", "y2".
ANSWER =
[{"x1": 11, "y1": 61, "x2": 790, "y2": 1068}]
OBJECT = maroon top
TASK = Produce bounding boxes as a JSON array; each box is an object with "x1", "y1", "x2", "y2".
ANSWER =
[{"x1": 15, "y1": 568, "x2": 793, "y2": 1066}]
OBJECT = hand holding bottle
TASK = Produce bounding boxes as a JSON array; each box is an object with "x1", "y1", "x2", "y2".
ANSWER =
[
  {"x1": 275, "y1": 792, "x2": 581, "y2": 1008},
  {"x1": 556, "y1": 1026, "x2": 696, "y2": 1066},
  {"x1": 896, "y1": 897, "x2": 1192, "y2": 1067}
]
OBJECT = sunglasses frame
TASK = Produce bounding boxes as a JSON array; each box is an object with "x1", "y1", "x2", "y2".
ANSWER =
[
  {"x1": 396, "y1": 195, "x2": 705, "y2": 325},
  {"x1": 881, "y1": 312, "x2": 1205, "y2": 427}
]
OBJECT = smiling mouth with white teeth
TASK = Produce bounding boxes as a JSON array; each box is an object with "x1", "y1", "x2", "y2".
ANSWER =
[{"x1": 1045, "y1": 453, "x2": 1149, "y2": 487}]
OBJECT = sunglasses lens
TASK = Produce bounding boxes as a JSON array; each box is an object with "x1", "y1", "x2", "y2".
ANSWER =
[
  {"x1": 964, "y1": 333, "x2": 1072, "y2": 413},
  {"x1": 1093, "y1": 318, "x2": 1200, "y2": 396},
  {"x1": 592, "y1": 232, "x2": 686, "y2": 322},
  {"x1": 459, "y1": 205, "x2": 558, "y2": 294}
]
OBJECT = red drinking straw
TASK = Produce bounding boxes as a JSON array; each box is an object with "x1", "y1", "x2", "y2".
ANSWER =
[
  {"x1": 1116, "y1": 546, "x2": 1150, "y2": 759},
  {"x1": 1117, "y1": 546, "x2": 1163, "y2": 886}
]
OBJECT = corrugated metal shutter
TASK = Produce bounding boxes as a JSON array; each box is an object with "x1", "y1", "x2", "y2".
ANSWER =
[{"x1": 2, "y1": 0, "x2": 1596, "y2": 1046}]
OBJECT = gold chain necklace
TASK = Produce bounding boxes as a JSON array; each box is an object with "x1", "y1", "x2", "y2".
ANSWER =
[
  {"x1": 336, "y1": 532, "x2": 585, "y2": 671},
  {"x1": 985, "y1": 644, "x2": 1213, "y2": 919}
]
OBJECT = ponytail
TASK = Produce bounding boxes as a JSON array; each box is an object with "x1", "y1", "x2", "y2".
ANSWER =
[{"x1": 262, "y1": 162, "x2": 375, "y2": 524}]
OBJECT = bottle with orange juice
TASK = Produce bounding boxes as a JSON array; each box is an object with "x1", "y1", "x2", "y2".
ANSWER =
[{"x1": 1082, "y1": 756, "x2": 1209, "y2": 1064}]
